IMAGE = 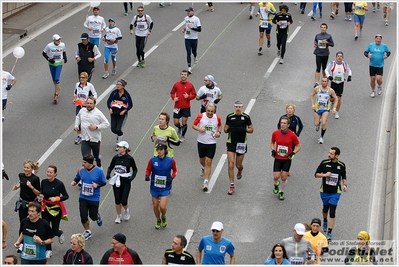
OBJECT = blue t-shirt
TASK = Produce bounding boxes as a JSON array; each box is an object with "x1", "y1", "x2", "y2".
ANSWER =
[
  {"x1": 75, "y1": 166, "x2": 106, "y2": 202},
  {"x1": 198, "y1": 235, "x2": 235, "y2": 264},
  {"x1": 265, "y1": 258, "x2": 291, "y2": 265},
  {"x1": 365, "y1": 42, "x2": 390, "y2": 68}
]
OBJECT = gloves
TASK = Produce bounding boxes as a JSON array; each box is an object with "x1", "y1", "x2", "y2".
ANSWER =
[
  {"x1": 214, "y1": 98, "x2": 220, "y2": 104},
  {"x1": 64, "y1": 57, "x2": 67, "y2": 64},
  {"x1": 199, "y1": 94, "x2": 207, "y2": 99},
  {"x1": 328, "y1": 76, "x2": 333, "y2": 81},
  {"x1": 2, "y1": 170, "x2": 9, "y2": 180},
  {"x1": 288, "y1": 152, "x2": 295, "y2": 160},
  {"x1": 48, "y1": 58, "x2": 55, "y2": 64},
  {"x1": 145, "y1": 175, "x2": 150, "y2": 181},
  {"x1": 106, "y1": 175, "x2": 111, "y2": 180},
  {"x1": 347, "y1": 76, "x2": 352, "y2": 82},
  {"x1": 271, "y1": 150, "x2": 276, "y2": 158},
  {"x1": 5, "y1": 84, "x2": 12, "y2": 91},
  {"x1": 166, "y1": 176, "x2": 173, "y2": 186}
]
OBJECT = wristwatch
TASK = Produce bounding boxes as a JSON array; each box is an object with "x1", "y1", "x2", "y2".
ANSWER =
[{"x1": 42, "y1": 241, "x2": 45, "y2": 245}]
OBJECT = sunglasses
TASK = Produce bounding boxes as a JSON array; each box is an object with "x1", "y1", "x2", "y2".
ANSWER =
[
  {"x1": 70, "y1": 241, "x2": 78, "y2": 245},
  {"x1": 212, "y1": 229, "x2": 220, "y2": 233}
]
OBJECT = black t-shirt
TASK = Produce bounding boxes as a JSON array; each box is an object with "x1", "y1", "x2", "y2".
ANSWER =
[
  {"x1": 164, "y1": 249, "x2": 196, "y2": 264},
  {"x1": 225, "y1": 112, "x2": 252, "y2": 144},
  {"x1": 41, "y1": 178, "x2": 69, "y2": 204},
  {"x1": 19, "y1": 173, "x2": 40, "y2": 201},
  {"x1": 19, "y1": 217, "x2": 54, "y2": 240},
  {"x1": 315, "y1": 159, "x2": 347, "y2": 194}
]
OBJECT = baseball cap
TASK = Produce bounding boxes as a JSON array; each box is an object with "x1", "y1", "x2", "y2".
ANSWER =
[
  {"x1": 204, "y1": 75, "x2": 217, "y2": 86},
  {"x1": 117, "y1": 141, "x2": 129, "y2": 149},
  {"x1": 294, "y1": 223, "x2": 306, "y2": 235},
  {"x1": 109, "y1": 18, "x2": 115, "y2": 22},
  {"x1": 80, "y1": 33, "x2": 89, "y2": 39},
  {"x1": 185, "y1": 7, "x2": 194, "y2": 11},
  {"x1": 156, "y1": 143, "x2": 168, "y2": 150},
  {"x1": 52, "y1": 34, "x2": 61, "y2": 40},
  {"x1": 211, "y1": 221, "x2": 223, "y2": 231}
]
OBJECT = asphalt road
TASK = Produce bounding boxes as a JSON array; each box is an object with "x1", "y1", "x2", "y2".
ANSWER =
[{"x1": 2, "y1": 2, "x2": 397, "y2": 265}]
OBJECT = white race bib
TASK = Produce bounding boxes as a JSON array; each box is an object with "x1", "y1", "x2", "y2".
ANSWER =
[
  {"x1": 277, "y1": 145, "x2": 289, "y2": 157},
  {"x1": 290, "y1": 256, "x2": 304, "y2": 265},
  {"x1": 236, "y1": 143, "x2": 246, "y2": 154},
  {"x1": 154, "y1": 175, "x2": 166, "y2": 188},
  {"x1": 326, "y1": 173, "x2": 339, "y2": 186},
  {"x1": 82, "y1": 182, "x2": 94, "y2": 196}
]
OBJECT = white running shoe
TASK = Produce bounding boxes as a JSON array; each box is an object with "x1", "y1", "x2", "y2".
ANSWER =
[
  {"x1": 102, "y1": 72, "x2": 109, "y2": 79},
  {"x1": 123, "y1": 210, "x2": 130, "y2": 221},
  {"x1": 370, "y1": 90, "x2": 376, "y2": 98},
  {"x1": 200, "y1": 167, "x2": 205, "y2": 177},
  {"x1": 111, "y1": 68, "x2": 116, "y2": 76},
  {"x1": 194, "y1": 57, "x2": 198, "y2": 64},
  {"x1": 377, "y1": 86, "x2": 382, "y2": 95},
  {"x1": 115, "y1": 214, "x2": 122, "y2": 224},
  {"x1": 318, "y1": 136, "x2": 324, "y2": 144},
  {"x1": 202, "y1": 180, "x2": 209, "y2": 192},
  {"x1": 188, "y1": 67, "x2": 192, "y2": 74},
  {"x1": 334, "y1": 112, "x2": 339, "y2": 119}
]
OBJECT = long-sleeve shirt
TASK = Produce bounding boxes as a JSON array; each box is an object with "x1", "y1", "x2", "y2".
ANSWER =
[
  {"x1": 313, "y1": 32, "x2": 334, "y2": 57},
  {"x1": 75, "y1": 107, "x2": 110, "y2": 142},
  {"x1": 107, "y1": 89, "x2": 133, "y2": 115},
  {"x1": 170, "y1": 80, "x2": 196, "y2": 109}
]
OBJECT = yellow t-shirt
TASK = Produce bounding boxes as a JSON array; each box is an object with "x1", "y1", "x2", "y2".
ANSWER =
[
  {"x1": 353, "y1": 2, "x2": 368, "y2": 15},
  {"x1": 303, "y1": 231, "x2": 329, "y2": 265}
]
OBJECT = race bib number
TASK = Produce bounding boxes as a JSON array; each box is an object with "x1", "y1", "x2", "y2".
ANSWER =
[
  {"x1": 93, "y1": 29, "x2": 100, "y2": 35},
  {"x1": 204, "y1": 124, "x2": 214, "y2": 133},
  {"x1": 236, "y1": 143, "x2": 246, "y2": 154},
  {"x1": 23, "y1": 243, "x2": 37, "y2": 258},
  {"x1": 82, "y1": 182, "x2": 94, "y2": 196},
  {"x1": 334, "y1": 76, "x2": 342, "y2": 82},
  {"x1": 110, "y1": 49, "x2": 118, "y2": 55},
  {"x1": 186, "y1": 30, "x2": 191, "y2": 35},
  {"x1": 154, "y1": 175, "x2": 166, "y2": 188},
  {"x1": 261, "y1": 21, "x2": 269, "y2": 28},
  {"x1": 290, "y1": 256, "x2": 304, "y2": 265},
  {"x1": 277, "y1": 145, "x2": 288, "y2": 157},
  {"x1": 317, "y1": 94, "x2": 328, "y2": 110},
  {"x1": 138, "y1": 24, "x2": 146, "y2": 30},
  {"x1": 173, "y1": 108, "x2": 180, "y2": 114},
  {"x1": 280, "y1": 20, "x2": 288, "y2": 29},
  {"x1": 53, "y1": 54, "x2": 61, "y2": 60},
  {"x1": 318, "y1": 40, "x2": 326, "y2": 48},
  {"x1": 326, "y1": 173, "x2": 339, "y2": 186}
]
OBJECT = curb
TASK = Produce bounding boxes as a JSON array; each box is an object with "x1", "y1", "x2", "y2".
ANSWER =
[{"x1": 2, "y1": 3, "x2": 84, "y2": 51}]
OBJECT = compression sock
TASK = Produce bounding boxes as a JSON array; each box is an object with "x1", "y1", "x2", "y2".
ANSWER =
[{"x1": 321, "y1": 129, "x2": 326, "y2": 137}]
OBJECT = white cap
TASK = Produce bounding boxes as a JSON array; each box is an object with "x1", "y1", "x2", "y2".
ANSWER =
[
  {"x1": 210, "y1": 221, "x2": 223, "y2": 231},
  {"x1": 117, "y1": 141, "x2": 129, "y2": 149},
  {"x1": 52, "y1": 34, "x2": 61, "y2": 40},
  {"x1": 294, "y1": 223, "x2": 306, "y2": 235}
]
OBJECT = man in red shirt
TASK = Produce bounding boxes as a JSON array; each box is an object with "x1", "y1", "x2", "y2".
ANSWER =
[
  {"x1": 270, "y1": 116, "x2": 301, "y2": 201},
  {"x1": 100, "y1": 233, "x2": 143, "y2": 264},
  {"x1": 170, "y1": 70, "x2": 196, "y2": 142}
]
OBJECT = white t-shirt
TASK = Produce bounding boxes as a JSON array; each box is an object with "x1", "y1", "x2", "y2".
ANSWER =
[
  {"x1": 43, "y1": 42, "x2": 66, "y2": 63},
  {"x1": 184, "y1": 15, "x2": 201, "y2": 40},
  {"x1": 196, "y1": 85, "x2": 222, "y2": 108},
  {"x1": 84, "y1": 15, "x2": 106, "y2": 38},
  {"x1": 103, "y1": 27, "x2": 122, "y2": 49},
  {"x1": 131, "y1": 14, "x2": 153, "y2": 37},
  {"x1": 2, "y1": 70, "x2": 15, "y2": 99}
]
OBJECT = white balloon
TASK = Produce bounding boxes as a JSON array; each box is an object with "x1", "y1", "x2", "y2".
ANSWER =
[
  {"x1": 142, "y1": 2, "x2": 151, "y2": 6},
  {"x1": 90, "y1": 2, "x2": 101, "y2": 7},
  {"x1": 13, "y1": 47, "x2": 25, "y2": 59}
]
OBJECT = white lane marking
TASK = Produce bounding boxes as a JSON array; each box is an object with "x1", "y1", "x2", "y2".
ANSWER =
[
  {"x1": 205, "y1": 154, "x2": 227, "y2": 193},
  {"x1": 245, "y1": 99, "x2": 256, "y2": 114},
  {"x1": 173, "y1": 21, "x2": 186, "y2": 32},
  {"x1": 287, "y1": 26, "x2": 301, "y2": 43},
  {"x1": 184, "y1": 229, "x2": 194, "y2": 249},
  {"x1": 264, "y1": 57, "x2": 280, "y2": 79}
]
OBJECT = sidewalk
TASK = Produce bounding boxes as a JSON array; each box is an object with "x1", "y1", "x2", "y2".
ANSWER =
[{"x1": 2, "y1": 2, "x2": 83, "y2": 52}]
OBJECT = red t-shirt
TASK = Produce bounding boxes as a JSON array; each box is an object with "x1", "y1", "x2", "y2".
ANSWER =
[{"x1": 271, "y1": 129, "x2": 299, "y2": 160}]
